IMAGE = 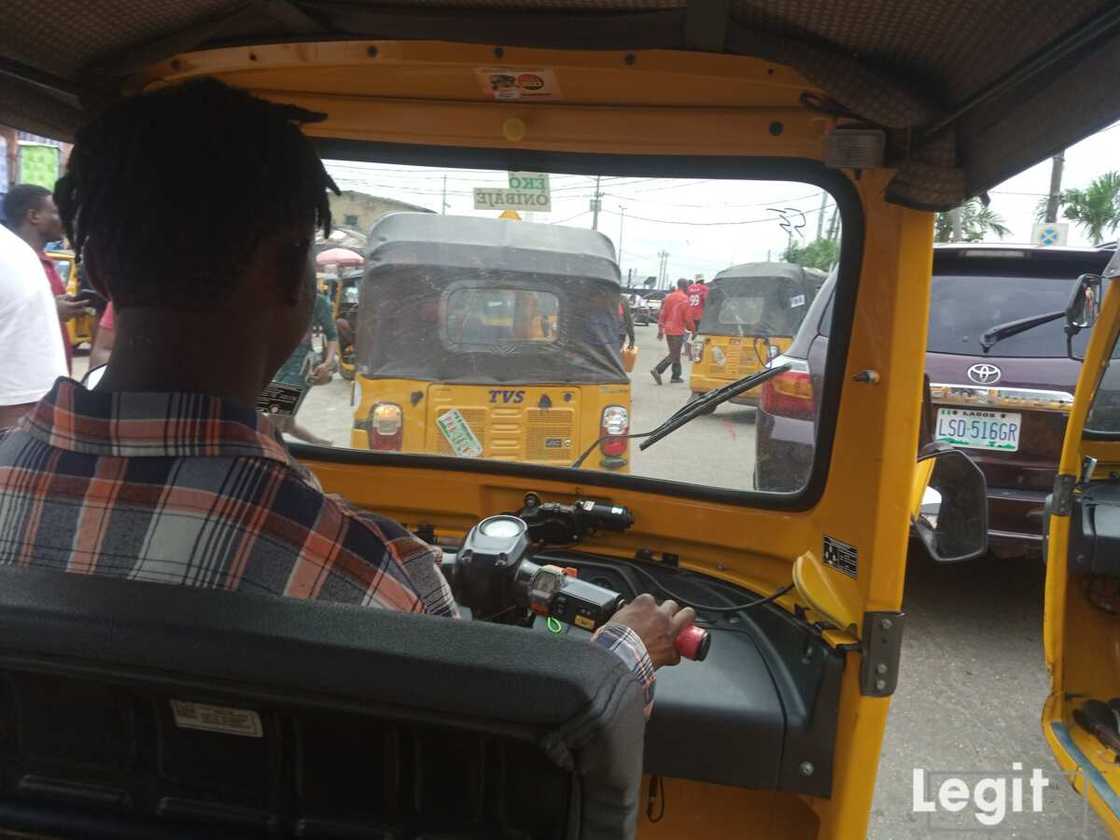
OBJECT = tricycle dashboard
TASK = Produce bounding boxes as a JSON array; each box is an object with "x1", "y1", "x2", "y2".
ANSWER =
[{"x1": 434, "y1": 503, "x2": 843, "y2": 796}]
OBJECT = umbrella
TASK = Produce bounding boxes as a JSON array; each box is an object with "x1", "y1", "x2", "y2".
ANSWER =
[{"x1": 316, "y1": 247, "x2": 363, "y2": 268}]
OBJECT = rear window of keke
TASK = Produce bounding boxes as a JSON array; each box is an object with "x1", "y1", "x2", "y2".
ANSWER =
[{"x1": 263, "y1": 157, "x2": 851, "y2": 500}]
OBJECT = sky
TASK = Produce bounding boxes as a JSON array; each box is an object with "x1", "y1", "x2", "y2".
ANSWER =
[{"x1": 323, "y1": 120, "x2": 1120, "y2": 287}]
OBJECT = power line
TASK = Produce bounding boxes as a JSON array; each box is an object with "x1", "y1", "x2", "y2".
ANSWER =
[
  {"x1": 598, "y1": 205, "x2": 827, "y2": 226},
  {"x1": 552, "y1": 210, "x2": 592, "y2": 225}
]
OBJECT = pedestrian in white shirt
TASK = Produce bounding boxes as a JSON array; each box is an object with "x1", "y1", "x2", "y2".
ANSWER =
[{"x1": 0, "y1": 223, "x2": 67, "y2": 428}]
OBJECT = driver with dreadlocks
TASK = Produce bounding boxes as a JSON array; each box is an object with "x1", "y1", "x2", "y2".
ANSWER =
[{"x1": 0, "y1": 79, "x2": 693, "y2": 715}]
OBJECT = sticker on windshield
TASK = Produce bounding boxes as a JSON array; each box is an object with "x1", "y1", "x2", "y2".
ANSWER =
[
  {"x1": 823, "y1": 535, "x2": 858, "y2": 578},
  {"x1": 790, "y1": 294, "x2": 806, "y2": 308},
  {"x1": 476, "y1": 66, "x2": 561, "y2": 101},
  {"x1": 171, "y1": 700, "x2": 263, "y2": 738},
  {"x1": 437, "y1": 409, "x2": 484, "y2": 458}
]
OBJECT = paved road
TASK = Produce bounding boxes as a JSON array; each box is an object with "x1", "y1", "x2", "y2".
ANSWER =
[{"x1": 870, "y1": 552, "x2": 1107, "y2": 839}]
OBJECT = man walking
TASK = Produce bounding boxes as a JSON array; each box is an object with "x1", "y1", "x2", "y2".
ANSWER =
[
  {"x1": 4, "y1": 184, "x2": 86, "y2": 371},
  {"x1": 651, "y1": 278, "x2": 692, "y2": 384}
]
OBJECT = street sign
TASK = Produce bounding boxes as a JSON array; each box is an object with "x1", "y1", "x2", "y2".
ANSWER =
[
  {"x1": 1032, "y1": 222, "x2": 1068, "y2": 247},
  {"x1": 473, "y1": 171, "x2": 551, "y2": 212}
]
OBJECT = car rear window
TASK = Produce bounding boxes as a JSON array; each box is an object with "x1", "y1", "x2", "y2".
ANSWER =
[{"x1": 928, "y1": 274, "x2": 1090, "y2": 358}]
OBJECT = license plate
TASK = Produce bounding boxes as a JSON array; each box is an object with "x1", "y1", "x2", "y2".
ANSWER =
[{"x1": 935, "y1": 408, "x2": 1021, "y2": 452}]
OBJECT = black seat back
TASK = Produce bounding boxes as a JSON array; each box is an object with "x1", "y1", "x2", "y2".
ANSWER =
[{"x1": 0, "y1": 568, "x2": 645, "y2": 839}]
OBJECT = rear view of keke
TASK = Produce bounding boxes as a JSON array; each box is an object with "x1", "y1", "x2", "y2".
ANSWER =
[{"x1": 2, "y1": 2, "x2": 1120, "y2": 839}]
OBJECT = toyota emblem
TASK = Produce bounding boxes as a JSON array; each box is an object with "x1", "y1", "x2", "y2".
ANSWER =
[{"x1": 967, "y1": 363, "x2": 1002, "y2": 385}]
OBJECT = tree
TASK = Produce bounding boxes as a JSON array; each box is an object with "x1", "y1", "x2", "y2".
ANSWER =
[
  {"x1": 1040, "y1": 171, "x2": 1120, "y2": 245},
  {"x1": 782, "y1": 237, "x2": 839, "y2": 271},
  {"x1": 934, "y1": 198, "x2": 1011, "y2": 243}
]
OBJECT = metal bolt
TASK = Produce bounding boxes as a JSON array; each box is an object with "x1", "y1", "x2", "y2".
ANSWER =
[
  {"x1": 876, "y1": 663, "x2": 888, "y2": 675},
  {"x1": 494, "y1": 46, "x2": 505, "y2": 59},
  {"x1": 880, "y1": 618, "x2": 893, "y2": 631},
  {"x1": 875, "y1": 678, "x2": 887, "y2": 691},
  {"x1": 624, "y1": 53, "x2": 636, "y2": 65},
  {"x1": 799, "y1": 761, "x2": 814, "y2": 777},
  {"x1": 367, "y1": 46, "x2": 379, "y2": 58}
]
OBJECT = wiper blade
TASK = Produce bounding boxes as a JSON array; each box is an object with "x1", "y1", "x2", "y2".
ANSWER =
[
  {"x1": 979, "y1": 310, "x2": 1064, "y2": 352},
  {"x1": 638, "y1": 363, "x2": 790, "y2": 452}
]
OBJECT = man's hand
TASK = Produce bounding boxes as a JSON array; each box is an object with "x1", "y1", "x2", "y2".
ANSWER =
[
  {"x1": 608, "y1": 593, "x2": 696, "y2": 669},
  {"x1": 657, "y1": 330, "x2": 664, "y2": 341},
  {"x1": 56, "y1": 296, "x2": 87, "y2": 321}
]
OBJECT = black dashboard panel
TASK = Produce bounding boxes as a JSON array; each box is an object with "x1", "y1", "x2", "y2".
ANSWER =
[{"x1": 520, "y1": 552, "x2": 843, "y2": 797}]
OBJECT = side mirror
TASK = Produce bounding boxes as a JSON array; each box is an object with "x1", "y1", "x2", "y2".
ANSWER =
[
  {"x1": 912, "y1": 448, "x2": 988, "y2": 563},
  {"x1": 1066, "y1": 273, "x2": 1102, "y2": 333}
]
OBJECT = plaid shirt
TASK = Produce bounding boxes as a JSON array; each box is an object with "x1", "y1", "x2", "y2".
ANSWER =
[{"x1": 0, "y1": 379, "x2": 654, "y2": 712}]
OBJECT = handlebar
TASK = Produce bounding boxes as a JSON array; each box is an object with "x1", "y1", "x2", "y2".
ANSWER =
[{"x1": 441, "y1": 505, "x2": 710, "y2": 661}]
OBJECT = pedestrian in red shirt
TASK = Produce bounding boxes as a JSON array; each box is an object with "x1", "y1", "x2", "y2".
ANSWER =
[
  {"x1": 686, "y1": 277, "x2": 708, "y2": 326},
  {"x1": 684, "y1": 276, "x2": 708, "y2": 360},
  {"x1": 4, "y1": 184, "x2": 85, "y2": 371},
  {"x1": 652, "y1": 278, "x2": 693, "y2": 384}
]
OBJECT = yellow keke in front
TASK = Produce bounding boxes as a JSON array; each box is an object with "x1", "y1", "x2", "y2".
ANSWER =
[
  {"x1": 1, "y1": 3, "x2": 1117, "y2": 840},
  {"x1": 351, "y1": 213, "x2": 633, "y2": 470},
  {"x1": 1043, "y1": 260, "x2": 1120, "y2": 834},
  {"x1": 689, "y1": 262, "x2": 826, "y2": 405}
]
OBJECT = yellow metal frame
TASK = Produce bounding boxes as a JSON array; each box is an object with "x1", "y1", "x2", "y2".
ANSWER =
[
  {"x1": 1043, "y1": 278, "x2": 1120, "y2": 835},
  {"x1": 142, "y1": 41, "x2": 937, "y2": 839}
]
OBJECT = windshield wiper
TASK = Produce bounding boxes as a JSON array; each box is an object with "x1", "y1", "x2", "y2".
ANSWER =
[
  {"x1": 979, "y1": 310, "x2": 1064, "y2": 353},
  {"x1": 638, "y1": 364, "x2": 790, "y2": 451},
  {"x1": 570, "y1": 364, "x2": 790, "y2": 467}
]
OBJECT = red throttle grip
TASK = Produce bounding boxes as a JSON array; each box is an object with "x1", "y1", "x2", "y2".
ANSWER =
[{"x1": 674, "y1": 624, "x2": 711, "y2": 661}]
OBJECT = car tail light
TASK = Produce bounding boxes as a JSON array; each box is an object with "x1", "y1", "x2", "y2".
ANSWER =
[
  {"x1": 600, "y1": 405, "x2": 630, "y2": 457},
  {"x1": 692, "y1": 338, "x2": 705, "y2": 362},
  {"x1": 368, "y1": 402, "x2": 403, "y2": 451},
  {"x1": 760, "y1": 358, "x2": 814, "y2": 420}
]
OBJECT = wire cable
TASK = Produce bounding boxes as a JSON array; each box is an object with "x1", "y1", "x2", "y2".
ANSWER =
[{"x1": 622, "y1": 562, "x2": 795, "y2": 613}]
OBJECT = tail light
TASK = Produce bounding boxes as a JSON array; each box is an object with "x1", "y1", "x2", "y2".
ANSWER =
[
  {"x1": 600, "y1": 405, "x2": 630, "y2": 457},
  {"x1": 368, "y1": 402, "x2": 403, "y2": 451},
  {"x1": 760, "y1": 358, "x2": 814, "y2": 420},
  {"x1": 692, "y1": 338, "x2": 705, "y2": 362}
]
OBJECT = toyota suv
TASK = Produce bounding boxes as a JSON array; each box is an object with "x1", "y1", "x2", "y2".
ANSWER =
[{"x1": 755, "y1": 243, "x2": 1114, "y2": 557}]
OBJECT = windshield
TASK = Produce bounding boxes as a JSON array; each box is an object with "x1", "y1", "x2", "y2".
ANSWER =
[
  {"x1": 97, "y1": 163, "x2": 844, "y2": 496},
  {"x1": 928, "y1": 274, "x2": 1089, "y2": 357}
]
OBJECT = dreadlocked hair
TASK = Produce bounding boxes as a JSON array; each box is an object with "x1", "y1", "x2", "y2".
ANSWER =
[{"x1": 55, "y1": 77, "x2": 339, "y2": 309}]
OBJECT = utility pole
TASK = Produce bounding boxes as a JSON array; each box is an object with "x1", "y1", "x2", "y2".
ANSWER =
[
  {"x1": 816, "y1": 190, "x2": 828, "y2": 239},
  {"x1": 441, "y1": 175, "x2": 448, "y2": 214},
  {"x1": 656, "y1": 250, "x2": 669, "y2": 288},
  {"x1": 826, "y1": 206, "x2": 839, "y2": 241},
  {"x1": 617, "y1": 205, "x2": 626, "y2": 269},
  {"x1": 1045, "y1": 151, "x2": 1065, "y2": 223},
  {"x1": 590, "y1": 175, "x2": 602, "y2": 230}
]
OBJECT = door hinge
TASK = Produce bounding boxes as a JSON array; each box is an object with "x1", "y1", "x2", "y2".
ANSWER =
[
  {"x1": 1052, "y1": 473, "x2": 1077, "y2": 516},
  {"x1": 860, "y1": 611, "x2": 905, "y2": 697}
]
